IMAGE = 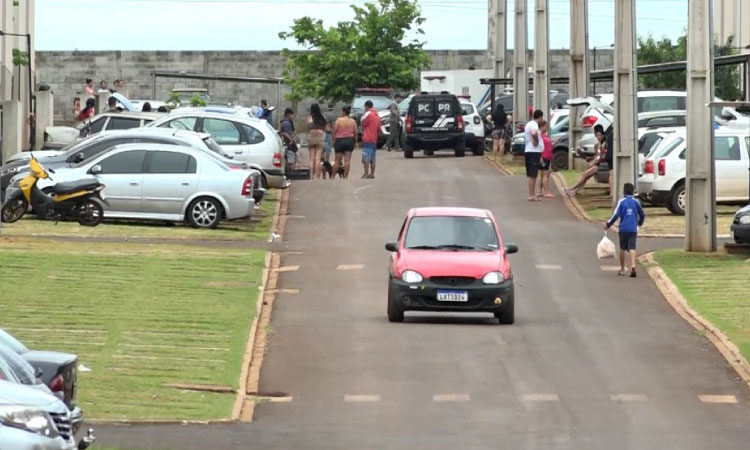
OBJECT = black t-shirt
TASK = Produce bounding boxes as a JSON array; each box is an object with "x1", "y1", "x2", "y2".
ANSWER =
[
  {"x1": 491, "y1": 107, "x2": 507, "y2": 131},
  {"x1": 605, "y1": 128, "x2": 614, "y2": 166}
]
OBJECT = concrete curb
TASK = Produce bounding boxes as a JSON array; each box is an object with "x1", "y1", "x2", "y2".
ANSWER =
[
  {"x1": 640, "y1": 252, "x2": 750, "y2": 389},
  {"x1": 482, "y1": 155, "x2": 512, "y2": 176},
  {"x1": 551, "y1": 172, "x2": 594, "y2": 223}
]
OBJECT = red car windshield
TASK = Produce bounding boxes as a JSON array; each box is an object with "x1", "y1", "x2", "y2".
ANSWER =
[{"x1": 404, "y1": 216, "x2": 499, "y2": 251}]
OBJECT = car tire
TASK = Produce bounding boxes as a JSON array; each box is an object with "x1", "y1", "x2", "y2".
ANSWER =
[
  {"x1": 552, "y1": 150, "x2": 569, "y2": 171},
  {"x1": 259, "y1": 174, "x2": 268, "y2": 190},
  {"x1": 387, "y1": 279, "x2": 404, "y2": 323},
  {"x1": 494, "y1": 288, "x2": 515, "y2": 324},
  {"x1": 669, "y1": 182, "x2": 686, "y2": 216},
  {"x1": 471, "y1": 141, "x2": 483, "y2": 156},
  {"x1": 187, "y1": 197, "x2": 223, "y2": 229}
]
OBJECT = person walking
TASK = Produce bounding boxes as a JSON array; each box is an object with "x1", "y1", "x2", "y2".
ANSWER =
[
  {"x1": 280, "y1": 108, "x2": 299, "y2": 169},
  {"x1": 323, "y1": 103, "x2": 337, "y2": 162},
  {"x1": 564, "y1": 124, "x2": 607, "y2": 196},
  {"x1": 307, "y1": 103, "x2": 328, "y2": 180},
  {"x1": 489, "y1": 103, "x2": 507, "y2": 157},
  {"x1": 331, "y1": 105, "x2": 357, "y2": 179},
  {"x1": 605, "y1": 182, "x2": 645, "y2": 277},
  {"x1": 360, "y1": 100, "x2": 381, "y2": 179},
  {"x1": 385, "y1": 99, "x2": 401, "y2": 151},
  {"x1": 524, "y1": 110, "x2": 545, "y2": 201},
  {"x1": 536, "y1": 120, "x2": 555, "y2": 198},
  {"x1": 76, "y1": 98, "x2": 96, "y2": 122},
  {"x1": 84, "y1": 78, "x2": 95, "y2": 98}
]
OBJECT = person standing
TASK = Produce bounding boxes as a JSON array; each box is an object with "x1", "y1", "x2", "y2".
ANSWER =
[
  {"x1": 307, "y1": 103, "x2": 328, "y2": 180},
  {"x1": 605, "y1": 182, "x2": 645, "y2": 277},
  {"x1": 323, "y1": 103, "x2": 337, "y2": 162},
  {"x1": 280, "y1": 108, "x2": 299, "y2": 169},
  {"x1": 85, "y1": 78, "x2": 95, "y2": 98},
  {"x1": 537, "y1": 120, "x2": 555, "y2": 198},
  {"x1": 360, "y1": 100, "x2": 381, "y2": 179},
  {"x1": 107, "y1": 96, "x2": 120, "y2": 112},
  {"x1": 76, "y1": 98, "x2": 96, "y2": 122},
  {"x1": 97, "y1": 80, "x2": 109, "y2": 93},
  {"x1": 564, "y1": 124, "x2": 607, "y2": 196},
  {"x1": 257, "y1": 99, "x2": 273, "y2": 124},
  {"x1": 385, "y1": 99, "x2": 401, "y2": 152},
  {"x1": 489, "y1": 103, "x2": 507, "y2": 157},
  {"x1": 524, "y1": 110, "x2": 545, "y2": 201},
  {"x1": 332, "y1": 105, "x2": 357, "y2": 179}
]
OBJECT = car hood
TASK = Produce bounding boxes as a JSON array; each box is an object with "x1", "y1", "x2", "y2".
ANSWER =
[
  {"x1": 0, "y1": 380, "x2": 56, "y2": 408},
  {"x1": 401, "y1": 249, "x2": 505, "y2": 278},
  {"x1": 46, "y1": 126, "x2": 80, "y2": 137}
]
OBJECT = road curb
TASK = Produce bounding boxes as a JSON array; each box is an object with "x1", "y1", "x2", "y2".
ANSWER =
[
  {"x1": 640, "y1": 252, "x2": 750, "y2": 389},
  {"x1": 551, "y1": 172, "x2": 594, "y2": 223},
  {"x1": 482, "y1": 155, "x2": 512, "y2": 176}
]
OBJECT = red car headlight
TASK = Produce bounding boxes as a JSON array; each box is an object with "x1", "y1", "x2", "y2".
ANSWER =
[
  {"x1": 482, "y1": 271, "x2": 505, "y2": 285},
  {"x1": 401, "y1": 270, "x2": 423, "y2": 284}
]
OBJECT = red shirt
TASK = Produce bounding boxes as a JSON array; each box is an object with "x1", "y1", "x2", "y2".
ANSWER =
[
  {"x1": 541, "y1": 133, "x2": 552, "y2": 159},
  {"x1": 361, "y1": 109, "x2": 380, "y2": 144}
]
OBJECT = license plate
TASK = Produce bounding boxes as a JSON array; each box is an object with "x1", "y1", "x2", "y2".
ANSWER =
[{"x1": 436, "y1": 290, "x2": 468, "y2": 302}]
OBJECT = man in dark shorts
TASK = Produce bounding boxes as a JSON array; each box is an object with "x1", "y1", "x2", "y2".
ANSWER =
[
  {"x1": 606, "y1": 182, "x2": 646, "y2": 277},
  {"x1": 523, "y1": 110, "x2": 544, "y2": 201}
]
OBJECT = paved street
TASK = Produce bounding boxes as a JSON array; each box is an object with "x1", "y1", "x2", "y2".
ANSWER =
[{"x1": 99, "y1": 152, "x2": 750, "y2": 449}]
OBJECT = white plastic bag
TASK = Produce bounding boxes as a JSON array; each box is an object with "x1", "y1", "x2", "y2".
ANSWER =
[{"x1": 597, "y1": 232, "x2": 616, "y2": 259}]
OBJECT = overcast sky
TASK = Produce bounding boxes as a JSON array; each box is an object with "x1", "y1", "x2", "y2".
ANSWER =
[{"x1": 36, "y1": 0, "x2": 688, "y2": 51}]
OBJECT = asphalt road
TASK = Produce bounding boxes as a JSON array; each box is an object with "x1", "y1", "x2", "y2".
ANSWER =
[{"x1": 98, "y1": 151, "x2": 750, "y2": 449}]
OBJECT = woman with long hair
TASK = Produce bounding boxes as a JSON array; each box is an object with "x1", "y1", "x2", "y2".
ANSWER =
[
  {"x1": 331, "y1": 105, "x2": 357, "y2": 179},
  {"x1": 307, "y1": 103, "x2": 328, "y2": 179},
  {"x1": 76, "y1": 98, "x2": 96, "y2": 122}
]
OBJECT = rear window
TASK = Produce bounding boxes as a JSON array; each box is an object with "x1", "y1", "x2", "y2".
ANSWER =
[
  {"x1": 460, "y1": 103, "x2": 475, "y2": 115},
  {"x1": 638, "y1": 96, "x2": 686, "y2": 113},
  {"x1": 404, "y1": 216, "x2": 499, "y2": 251},
  {"x1": 352, "y1": 96, "x2": 392, "y2": 110}
]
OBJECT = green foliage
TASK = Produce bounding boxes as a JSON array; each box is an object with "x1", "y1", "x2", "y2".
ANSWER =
[
  {"x1": 166, "y1": 91, "x2": 182, "y2": 110},
  {"x1": 278, "y1": 0, "x2": 430, "y2": 103},
  {"x1": 189, "y1": 94, "x2": 207, "y2": 107},
  {"x1": 11, "y1": 48, "x2": 28, "y2": 67},
  {"x1": 637, "y1": 34, "x2": 742, "y2": 100}
]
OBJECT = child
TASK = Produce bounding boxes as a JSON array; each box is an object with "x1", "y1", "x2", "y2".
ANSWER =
[
  {"x1": 605, "y1": 183, "x2": 646, "y2": 277},
  {"x1": 536, "y1": 120, "x2": 555, "y2": 198}
]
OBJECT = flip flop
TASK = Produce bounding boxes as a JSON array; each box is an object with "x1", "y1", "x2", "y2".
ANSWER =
[
  {"x1": 528, "y1": 197, "x2": 541, "y2": 202},
  {"x1": 543, "y1": 193, "x2": 555, "y2": 198},
  {"x1": 617, "y1": 270, "x2": 627, "y2": 276}
]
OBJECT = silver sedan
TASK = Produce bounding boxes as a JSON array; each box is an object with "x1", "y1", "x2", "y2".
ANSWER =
[{"x1": 36, "y1": 143, "x2": 257, "y2": 228}]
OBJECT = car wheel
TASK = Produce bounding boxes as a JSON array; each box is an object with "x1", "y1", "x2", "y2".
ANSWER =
[
  {"x1": 494, "y1": 287, "x2": 514, "y2": 324},
  {"x1": 471, "y1": 141, "x2": 483, "y2": 156},
  {"x1": 552, "y1": 150, "x2": 569, "y2": 171},
  {"x1": 404, "y1": 142, "x2": 414, "y2": 159},
  {"x1": 387, "y1": 279, "x2": 404, "y2": 323},
  {"x1": 187, "y1": 197, "x2": 222, "y2": 229},
  {"x1": 669, "y1": 182, "x2": 686, "y2": 216}
]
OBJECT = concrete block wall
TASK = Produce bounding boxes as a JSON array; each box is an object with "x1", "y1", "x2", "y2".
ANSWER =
[{"x1": 36, "y1": 49, "x2": 614, "y2": 126}]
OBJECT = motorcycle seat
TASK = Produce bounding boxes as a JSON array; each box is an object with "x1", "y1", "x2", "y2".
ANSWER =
[{"x1": 53, "y1": 178, "x2": 101, "y2": 195}]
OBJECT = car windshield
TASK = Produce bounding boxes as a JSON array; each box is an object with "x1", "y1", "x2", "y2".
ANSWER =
[
  {"x1": 650, "y1": 136, "x2": 684, "y2": 159},
  {"x1": 398, "y1": 95, "x2": 413, "y2": 113},
  {"x1": 0, "y1": 329, "x2": 29, "y2": 354},
  {"x1": 352, "y1": 96, "x2": 392, "y2": 110},
  {"x1": 551, "y1": 116, "x2": 569, "y2": 134},
  {"x1": 0, "y1": 345, "x2": 36, "y2": 385},
  {"x1": 404, "y1": 216, "x2": 499, "y2": 251}
]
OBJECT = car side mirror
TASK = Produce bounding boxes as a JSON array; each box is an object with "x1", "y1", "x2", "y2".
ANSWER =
[
  {"x1": 90, "y1": 164, "x2": 102, "y2": 175},
  {"x1": 34, "y1": 367, "x2": 43, "y2": 379},
  {"x1": 504, "y1": 243, "x2": 519, "y2": 254},
  {"x1": 385, "y1": 241, "x2": 398, "y2": 252},
  {"x1": 74, "y1": 152, "x2": 85, "y2": 163}
]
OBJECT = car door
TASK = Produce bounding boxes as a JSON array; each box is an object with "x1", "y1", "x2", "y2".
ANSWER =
[
  {"x1": 237, "y1": 122, "x2": 269, "y2": 167},
  {"x1": 714, "y1": 135, "x2": 745, "y2": 200},
  {"x1": 141, "y1": 150, "x2": 198, "y2": 217},
  {"x1": 200, "y1": 118, "x2": 246, "y2": 160},
  {"x1": 91, "y1": 150, "x2": 146, "y2": 213}
]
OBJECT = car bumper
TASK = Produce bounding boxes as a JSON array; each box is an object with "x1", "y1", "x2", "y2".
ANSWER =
[
  {"x1": 637, "y1": 177, "x2": 654, "y2": 195},
  {"x1": 650, "y1": 190, "x2": 671, "y2": 206},
  {"x1": 225, "y1": 197, "x2": 256, "y2": 220},
  {"x1": 0, "y1": 425, "x2": 74, "y2": 450},
  {"x1": 264, "y1": 170, "x2": 288, "y2": 189},
  {"x1": 391, "y1": 278, "x2": 514, "y2": 313},
  {"x1": 730, "y1": 223, "x2": 750, "y2": 243},
  {"x1": 70, "y1": 406, "x2": 83, "y2": 434},
  {"x1": 406, "y1": 133, "x2": 463, "y2": 150}
]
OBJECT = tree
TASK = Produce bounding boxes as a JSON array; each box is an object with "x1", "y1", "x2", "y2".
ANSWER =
[
  {"x1": 278, "y1": 0, "x2": 430, "y2": 103},
  {"x1": 637, "y1": 34, "x2": 742, "y2": 100},
  {"x1": 11, "y1": 48, "x2": 29, "y2": 101}
]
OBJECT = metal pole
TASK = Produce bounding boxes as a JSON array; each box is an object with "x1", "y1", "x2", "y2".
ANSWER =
[
  {"x1": 277, "y1": 80, "x2": 282, "y2": 129},
  {"x1": 151, "y1": 72, "x2": 156, "y2": 101},
  {"x1": 613, "y1": 0, "x2": 638, "y2": 204},
  {"x1": 493, "y1": 0, "x2": 507, "y2": 79},
  {"x1": 685, "y1": 0, "x2": 716, "y2": 252},
  {"x1": 568, "y1": 0, "x2": 589, "y2": 170},
  {"x1": 534, "y1": 0, "x2": 549, "y2": 119},
  {"x1": 513, "y1": 0, "x2": 528, "y2": 131}
]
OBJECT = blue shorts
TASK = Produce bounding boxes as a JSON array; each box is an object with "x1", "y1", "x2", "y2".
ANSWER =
[
  {"x1": 362, "y1": 142, "x2": 377, "y2": 163},
  {"x1": 324, "y1": 133, "x2": 332, "y2": 155},
  {"x1": 619, "y1": 232, "x2": 637, "y2": 250}
]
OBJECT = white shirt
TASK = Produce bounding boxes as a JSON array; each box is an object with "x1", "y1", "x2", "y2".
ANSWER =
[{"x1": 524, "y1": 120, "x2": 543, "y2": 153}]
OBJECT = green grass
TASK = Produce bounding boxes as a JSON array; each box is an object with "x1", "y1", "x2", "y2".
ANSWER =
[
  {"x1": 0, "y1": 189, "x2": 278, "y2": 241},
  {"x1": 485, "y1": 153, "x2": 528, "y2": 176},
  {"x1": 653, "y1": 249, "x2": 750, "y2": 363},
  {"x1": 0, "y1": 238, "x2": 266, "y2": 421}
]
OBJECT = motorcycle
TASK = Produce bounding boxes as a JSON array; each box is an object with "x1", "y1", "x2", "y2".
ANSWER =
[{"x1": 0, "y1": 156, "x2": 109, "y2": 226}]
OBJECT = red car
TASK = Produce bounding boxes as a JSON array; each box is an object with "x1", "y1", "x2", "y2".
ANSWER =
[{"x1": 385, "y1": 207, "x2": 518, "y2": 324}]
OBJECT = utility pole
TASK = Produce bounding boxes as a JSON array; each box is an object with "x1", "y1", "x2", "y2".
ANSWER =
[
  {"x1": 612, "y1": 0, "x2": 638, "y2": 203},
  {"x1": 533, "y1": 0, "x2": 549, "y2": 118},
  {"x1": 568, "y1": 0, "x2": 589, "y2": 170},
  {"x1": 685, "y1": 0, "x2": 716, "y2": 252},
  {"x1": 490, "y1": 0, "x2": 507, "y2": 79},
  {"x1": 513, "y1": 0, "x2": 528, "y2": 131}
]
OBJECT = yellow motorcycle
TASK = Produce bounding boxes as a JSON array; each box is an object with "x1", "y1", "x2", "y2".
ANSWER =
[{"x1": 0, "y1": 156, "x2": 108, "y2": 226}]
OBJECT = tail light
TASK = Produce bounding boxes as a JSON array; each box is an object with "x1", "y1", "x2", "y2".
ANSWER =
[
  {"x1": 644, "y1": 160, "x2": 654, "y2": 174},
  {"x1": 49, "y1": 374, "x2": 64, "y2": 392},
  {"x1": 581, "y1": 115, "x2": 598, "y2": 128},
  {"x1": 658, "y1": 159, "x2": 666, "y2": 176},
  {"x1": 241, "y1": 176, "x2": 253, "y2": 196},
  {"x1": 272, "y1": 151, "x2": 282, "y2": 168},
  {"x1": 405, "y1": 115, "x2": 413, "y2": 133},
  {"x1": 457, "y1": 114, "x2": 464, "y2": 132}
]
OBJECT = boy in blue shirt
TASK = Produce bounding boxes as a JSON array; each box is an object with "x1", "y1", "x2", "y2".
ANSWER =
[{"x1": 605, "y1": 183, "x2": 645, "y2": 277}]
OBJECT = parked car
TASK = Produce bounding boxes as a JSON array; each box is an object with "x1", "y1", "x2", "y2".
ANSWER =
[
  {"x1": 129, "y1": 99, "x2": 167, "y2": 112},
  {"x1": 458, "y1": 97, "x2": 485, "y2": 155},
  {"x1": 403, "y1": 93, "x2": 466, "y2": 158},
  {"x1": 0, "y1": 380, "x2": 90, "y2": 450},
  {"x1": 0, "y1": 329, "x2": 81, "y2": 434},
  {"x1": 510, "y1": 113, "x2": 570, "y2": 170},
  {"x1": 147, "y1": 110, "x2": 286, "y2": 189},
  {"x1": 0, "y1": 344, "x2": 52, "y2": 396},
  {"x1": 637, "y1": 130, "x2": 687, "y2": 202},
  {"x1": 3, "y1": 150, "x2": 64, "y2": 164},
  {"x1": 731, "y1": 204, "x2": 750, "y2": 244},
  {"x1": 350, "y1": 88, "x2": 393, "y2": 124},
  {"x1": 638, "y1": 128, "x2": 749, "y2": 215},
  {"x1": 478, "y1": 90, "x2": 569, "y2": 123},
  {"x1": 32, "y1": 143, "x2": 257, "y2": 228},
  {"x1": 43, "y1": 111, "x2": 163, "y2": 150},
  {"x1": 384, "y1": 207, "x2": 519, "y2": 324}
]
